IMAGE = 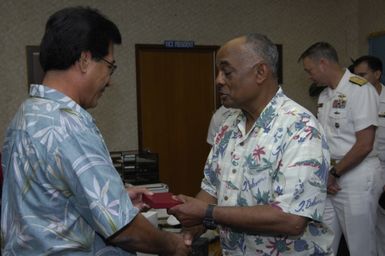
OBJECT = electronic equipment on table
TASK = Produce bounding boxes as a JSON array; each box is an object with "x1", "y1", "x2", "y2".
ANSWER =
[{"x1": 110, "y1": 150, "x2": 159, "y2": 185}]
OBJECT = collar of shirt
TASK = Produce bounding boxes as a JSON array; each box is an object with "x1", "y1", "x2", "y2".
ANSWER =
[
  {"x1": 29, "y1": 84, "x2": 95, "y2": 124},
  {"x1": 234, "y1": 86, "x2": 286, "y2": 138},
  {"x1": 325, "y1": 69, "x2": 350, "y2": 98}
]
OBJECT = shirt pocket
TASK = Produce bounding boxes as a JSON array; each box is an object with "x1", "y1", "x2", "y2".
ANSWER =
[{"x1": 328, "y1": 109, "x2": 348, "y2": 135}]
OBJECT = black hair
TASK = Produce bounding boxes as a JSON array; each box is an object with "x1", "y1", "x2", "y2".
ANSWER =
[
  {"x1": 298, "y1": 42, "x2": 339, "y2": 63},
  {"x1": 352, "y1": 55, "x2": 383, "y2": 73},
  {"x1": 39, "y1": 6, "x2": 122, "y2": 72}
]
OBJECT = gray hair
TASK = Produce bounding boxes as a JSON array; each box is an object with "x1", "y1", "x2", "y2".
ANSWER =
[
  {"x1": 244, "y1": 33, "x2": 279, "y2": 78},
  {"x1": 298, "y1": 42, "x2": 339, "y2": 63}
]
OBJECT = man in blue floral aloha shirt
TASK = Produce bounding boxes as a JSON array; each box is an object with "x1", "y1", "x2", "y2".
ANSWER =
[
  {"x1": 1, "y1": 6, "x2": 189, "y2": 256},
  {"x1": 169, "y1": 34, "x2": 333, "y2": 255}
]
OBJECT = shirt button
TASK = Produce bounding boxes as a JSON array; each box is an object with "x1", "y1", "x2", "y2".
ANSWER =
[
  {"x1": 232, "y1": 169, "x2": 237, "y2": 174},
  {"x1": 240, "y1": 142, "x2": 244, "y2": 146},
  {"x1": 224, "y1": 196, "x2": 229, "y2": 201}
]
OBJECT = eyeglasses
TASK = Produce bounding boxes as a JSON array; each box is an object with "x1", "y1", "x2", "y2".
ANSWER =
[{"x1": 101, "y1": 57, "x2": 117, "y2": 76}]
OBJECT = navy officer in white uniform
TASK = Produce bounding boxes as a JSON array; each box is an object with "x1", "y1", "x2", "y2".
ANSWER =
[
  {"x1": 299, "y1": 42, "x2": 382, "y2": 256},
  {"x1": 352, "y1": 55, "x2": 385, "y2": 256}
]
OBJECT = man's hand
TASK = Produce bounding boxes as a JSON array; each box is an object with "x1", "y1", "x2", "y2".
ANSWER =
[
  {"x1": 327, "y1": 175, "x2": 341, "y2": 195},
  {"x1": 168, "y1": 194, "x2": 208, "y2": 227},
  {"x1": 166, "y1": 234, "x2": 191, "y2": 256},
  {"x1": 181, "y1": 225, "x2": 206, "y2": 246},
  {"x1": 126, "y1": 186, "x2": 153, "y2": 212}
]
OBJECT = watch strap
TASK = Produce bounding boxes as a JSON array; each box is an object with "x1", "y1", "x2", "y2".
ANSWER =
[
  {"x1": 203, "y1": 204, "x2": 217, "y2": 229},
  {"x1": 329, "y1": 167, "x2": 341, "y2": 178}
]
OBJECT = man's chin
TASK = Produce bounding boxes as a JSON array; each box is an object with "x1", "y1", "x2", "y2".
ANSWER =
[
  {"x1": 222, "y1": 102, "x2": 234, "y2": 108},
  {"x1": 84, "y1": 100, "x2": 98, "y2": 110},
  {"x1": 221, "y1": 96, "x2": 232, "y2": 106}
]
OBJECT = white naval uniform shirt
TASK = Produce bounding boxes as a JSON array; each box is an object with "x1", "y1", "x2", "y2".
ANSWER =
[
  {"x1": 317, "y1": 69, "x2": 379, "y2": 160},
  {"x1": 376, "y1": 84, "x2": 385, "y2": 162}
]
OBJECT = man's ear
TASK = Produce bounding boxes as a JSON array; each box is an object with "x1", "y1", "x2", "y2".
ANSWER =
[
  {"x1": 255, "y1": 63, "x2": 268, "y2": 83},
  {"x1": 319, "y1": 58, "x2": 327, "y2": 70},
  {"x1": 79, "y1": 51, "x2": 91, "y2": 73},
  {"x1": 374, "y1": 70, "x2": 382, "y2": 81}
]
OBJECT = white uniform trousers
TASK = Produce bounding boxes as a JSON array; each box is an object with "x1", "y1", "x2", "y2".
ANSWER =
[
  {"x1": 323, "y1": 157, "x2": 383, "y2": 256},
  {"x1": 377, "y1": 160, "x2": 385, "y2": 256},
  {"x1": 377, "y1": 207, "x2": 385, "y2": 256}
]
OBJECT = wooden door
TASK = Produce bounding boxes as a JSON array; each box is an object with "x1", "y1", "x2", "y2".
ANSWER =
[{"x1": 136, "y1": 44, "x2": 218, "y2": 196}]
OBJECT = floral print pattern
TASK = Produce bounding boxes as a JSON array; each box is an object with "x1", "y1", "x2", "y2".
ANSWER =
[
  {"x1": 1, "y1": 84, "x2": 138, "y2": 255},
  {"x1": 201, "y1": 88, "x2": 333, "y2": 255}
]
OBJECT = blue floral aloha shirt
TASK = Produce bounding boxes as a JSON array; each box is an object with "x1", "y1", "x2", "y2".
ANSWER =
[
  {"x1": 201, "y1": 87, "x2": 333, "y2": 255},
  {"x1": 1, "y1": 84, "x2": 138, "y2": 255}
]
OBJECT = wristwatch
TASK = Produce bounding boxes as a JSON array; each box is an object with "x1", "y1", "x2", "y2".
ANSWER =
[
  {"x1": 329, "y1": 166, "x2": 341, "y2": 178},
  {"x1": 202, "y1": 204, "x2": 217, "y2": 229}
]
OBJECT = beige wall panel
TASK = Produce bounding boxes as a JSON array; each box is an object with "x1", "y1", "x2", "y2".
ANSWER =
[
  {"x1": 358, "y1": 0, "x2": 385, "y2": 56},
  {"x1": 0, "y1": 0, "x2": 360, "y2": 151}
]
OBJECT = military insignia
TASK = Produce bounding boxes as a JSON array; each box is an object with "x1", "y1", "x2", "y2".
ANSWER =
[
  {"x1": 332, "y1": 94, "x2": 347, "y2": 108},
  {"x1": 349, "y1": 76, "x2": 367, "y2": 86}
]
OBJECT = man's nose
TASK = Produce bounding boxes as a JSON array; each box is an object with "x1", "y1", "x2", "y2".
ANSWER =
[{"x1": 215, "y1": 71, "x2": 225, "y2": 87}]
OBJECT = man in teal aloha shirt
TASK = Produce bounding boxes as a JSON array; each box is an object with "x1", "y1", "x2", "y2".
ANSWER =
[
  {"x1": 1, "y1": 6, "x2": 189, "y2": 256},
  {"x1": 2, "y1": 84, "x2": 138, "y2": 255}
]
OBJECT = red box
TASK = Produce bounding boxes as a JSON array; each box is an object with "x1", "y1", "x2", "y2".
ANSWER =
[{"x1": 142, "y1": 192, "x2": 182, "y2": 209}]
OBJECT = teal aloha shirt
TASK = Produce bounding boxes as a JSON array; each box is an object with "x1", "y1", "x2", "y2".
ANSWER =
[
  {"x1": 1, "y1": 84, "x2": 138, "y2": 255},
  {"x1": 201, "y1": 87, "x2": 334, "y2": 255}
]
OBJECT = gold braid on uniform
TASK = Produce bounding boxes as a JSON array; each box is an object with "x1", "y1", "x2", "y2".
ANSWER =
[{"x1": 349, "y1": 76, "x2": 367, "y2": 86}]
